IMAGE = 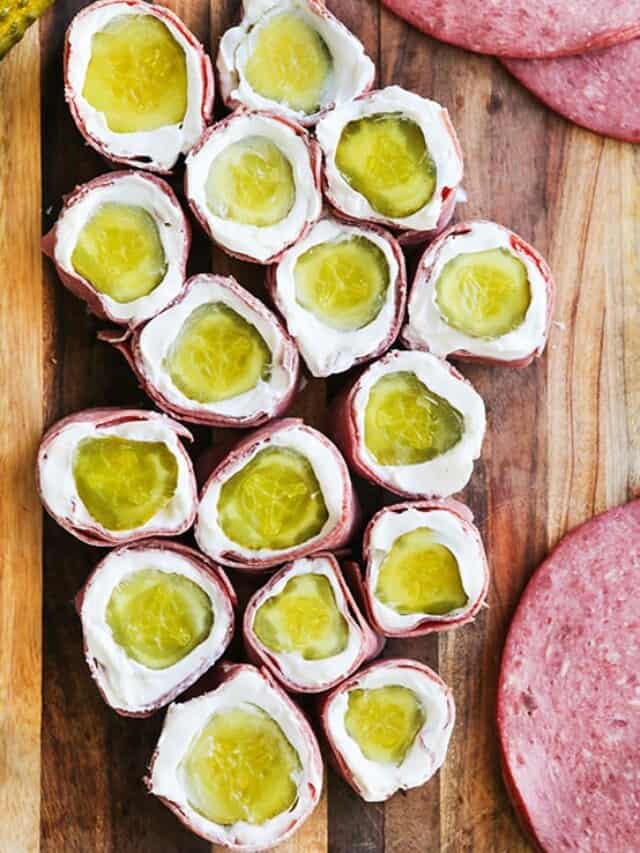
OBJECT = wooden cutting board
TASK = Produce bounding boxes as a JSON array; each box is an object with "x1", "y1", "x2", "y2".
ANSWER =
[{"x1": 1, "y1": 1, "x2": 638, "y2": 850}]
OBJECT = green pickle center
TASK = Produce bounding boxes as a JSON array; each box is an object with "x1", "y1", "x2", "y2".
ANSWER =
[
  {"x1": 435, "y1": 247, "x2": 531, "y2": 339},
  {"x1": 83, "y1": 14, "x2": 188, "y2": 133},
  {"x1": 106, "y1": 568, "x2": 213, "y2": 669},
  {"x1": 73, "y1": 436, "x2": 178, "y2": 531},
  {"x1": 253, "y1": 573, "x2": 349, "y2": 660},
  {"x1": 244, "y1": 13, "x2": 333, "y2": 114},
  {"x1": 345, "y1": 685, "x2": 426, "y2": 765},
  {"x1": 206, "y1": 137, "x2": 295, "y2": 227},
  {"x1": 364, "y1": 371, "x2": 464, "y2": 466},
  {"x1": 375, "y1": 527, "x2": 468, "y2": 615},
  {"x1": 217, "y1": 446, "x2": 329, "y2": 551},
  {"x1": 294, "y1": 236, "x2": 390, "y2": 331},
  {"x1": 335, "y1": 113, "x2": 436, "y2": 218},
  {"x1": 165, "y1": 302, "x2": 272, "y2": 403},
  {"x1": 71, "y1": 203, "x2": 167, "y2": 304},
  {"x1": 182, "y1": 706, "x2": 301, "y2": 825}
]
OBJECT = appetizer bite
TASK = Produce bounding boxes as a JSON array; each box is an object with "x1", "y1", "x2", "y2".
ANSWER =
[
  {"x1": 185, "y1": 111, "x2": 322, "y2": 264},
  {"x1": 316, "y1": 86, "x2": 463, "y2": 244},
  {"x1": 267, "y1": 218, "x2": 406, "y2": 377},
  {"x1": 77, "y1": 541, "x2": 235, "y2": 717},
  {"x1": 243, "y1": 552, "x2": 382, "y2": 693},
  {"x1": 217, "y1": 0, "x2": 374, "y2": 125},
  {"x1": 147, "y1": 663, "x2": 323, "y2": 850},
  {"x1": 403, "y1": 220, "x2": 554, "y2": 366},
  {"x1": 195, "y1": 418, "x2": 357, "y2": 571},
  {"x1": 320, "y1": 658, "x2": 455, "y2": 801},
  {"x1": 332, "y1": 349, "x2": 485, "y2": 498},
  {"x1": 64, "y1": 0, "x2": 213, "y2": 172},
  {"x1": 42, "y1": 171, "x2": 190, "y2": 327},
  {"x1": 356, "y1": 499, "x2": 488, "y2": 637},
  {"x1": 102, "y1": 274, "x2": 299, "y2": 428},
  {"x1": 37, "y1": 409, "x2": 197, "y2": 546}
]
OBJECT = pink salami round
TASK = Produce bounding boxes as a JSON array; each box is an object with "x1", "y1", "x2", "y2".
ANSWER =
[
  {"x1": 498, "y1": 500, "x2": 640, "y2": 851},
  {"x1": 503, "y1": 39, "x2": 640, "y2": 144},
  {"x1": 381, "y1": 0, "x2": 640, "y2": 59}
]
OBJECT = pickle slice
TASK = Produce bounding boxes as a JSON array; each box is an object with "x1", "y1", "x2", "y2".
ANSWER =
[
  {"x1": 71, "y1": 203, "x2": 167, "y2": 303},
  {"x1": 244, "y1": 13, "x2": 332, "y2": 115},
  {"x1": 217, "y1": 446, "x2": 329, "y2": 551},
  {"x1": 364, "y1": 371, "x2": 464, "y2": 466},
  {"x1": 73, "y1": 436, "x2": 178, "y2": 531},
  {"x1": 82, "y1": 14, "x2": 187, "y2": 133},
  {"x1": 0, "y1": 0, "x2": 54, "y2": 60},
  {"x1": 335, "y1": 114, "x2": 436, "y2": 218},
  {"x1": 106, "y1": 568, "x2": 213, "y2": 669},
  {"x1": 182, "y1": 706, "x2": 300, "y2": 825},
  {"x1": 345, "y1": 685, "x2": 426, "y2": 765},
  {"x1": 435, "y1": 247, "x2": 531, "y2": 339},
  {"x1": 206, "y1": 137, "x2": 295, "y2": 227},
  {"x1": 294, "y1": 236, "x2": 389, "y2": 331},
  {"x1": 253, "y1": 573, "x2": 349, "y2": 660},
  {"x1": 375, "y1": 527, "x2": 468, "y2": 615},
  {"x1": 164, "y1": 302, "x2": 272, "y2": 403}
]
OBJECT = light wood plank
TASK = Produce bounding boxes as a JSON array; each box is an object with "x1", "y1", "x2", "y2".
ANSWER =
[{"x1": 0, "y1": 24, "x2": 44, "y2": 853}]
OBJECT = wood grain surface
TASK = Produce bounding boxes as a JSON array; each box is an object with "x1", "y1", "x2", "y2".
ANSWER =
[{"x1": 0, "y1": 0, "x2": 637, "y2": 851}]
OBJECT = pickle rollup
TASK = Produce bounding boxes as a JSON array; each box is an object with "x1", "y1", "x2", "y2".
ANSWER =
[
  {"x1": 266, "y1": 218, "x2": 407, "y2": 377},
  {"x1": 331, "y1": 349, "x2": 485, "y2": 499},
  {"x1": 37, "y1": 408, "x2": 197, "y2": 546},
  {"x1": 352, "y1": 499, "x2": 489, "y2": 637},
  {"x1": 403, "y1": 220, "x2": 555, "y2": 367},
  {"x1": 101, "y1": 274, "x2": 300, "y2": 428},
  {"x1": 42, "y1": 171, "x2": 190, "y2": 328},
  {"x1": 316, "y1": 87, "x2": 463, "y2": 246},
  {"x1": 319, "y1": 658, "x2": 455, "y2": 801},
  {"x1": 76, "y1": 540, "x2": 236, "y2": 716},
  {"x1": 217, "y1": 0, "x2": 374, "y2": 126},
  {"x1": 64, "y1": 0, "x2": 214, "y2": 173},
  {"x1": 195, "y1": 417, "x2": 358, "y2": 571},
  {"x1": 243, "y1": 552, "x2": 383, "y2": 693},
  {"x1": 185, "y1": 110, "x2": 323, "y2": 264},
  {"x1": 147, "y1": 663, "x2": 323, "y2": 850}
]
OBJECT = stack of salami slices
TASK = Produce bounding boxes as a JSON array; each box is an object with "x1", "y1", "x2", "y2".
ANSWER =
[{"x1": 381, "y1": 0, "x2": 640, "y2": 142}]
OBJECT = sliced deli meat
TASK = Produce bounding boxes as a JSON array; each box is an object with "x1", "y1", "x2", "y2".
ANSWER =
[
  {"x1": 320, "y1": 658, "x2": 455, "y2": 801},
  {"x1": 42, "y1": 171, "x2": 190, "y2": 328},
  {"x1": 217, "y1": 0, "x2": 374, "y2": 125},
  {"x1": 77, "y1": 540, "x2": 236, "y2": 717},
  {"x1": 101, "y1": 274, "x2": 299, "y2": 428},
  {"x1": 356, "y1": 499, "x2": 488, "y2": 637},
  {"x1": 243, "y1": 552, "x2": 383, "y2": 693},
  {"x1": 195, "y1": 418, "x2": 358, "y2": 571},
  {"x1": 498, "y1": 500, "x2": 640, "y2": 852},
  {"x1": 267, "y1": 218, "x2": 407, "y2": 377},
  {"x1": 37, "y1": 408, "x2": 197, "y2": 546},
  {"x1": 381, "y1": 0, "x2": 640, "y2": 60},
  {"x1": 503, "y1": 39, "x2": 640, "y2": 144},
  {"x1": 147, "y1": 663, "x2": 323, "y2": 850},
  {"x1": 65, "y1": 0, "x2": 214, "y2": 172},
  {"x1": 403, "y1": 220, "x2": 554, "y2": 367}
]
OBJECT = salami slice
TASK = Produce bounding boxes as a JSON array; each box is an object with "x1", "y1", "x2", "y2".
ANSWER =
[
  {"x1": 381, "y1": 1, "x2": 640, "y2": 60},
  {"x1": 498, "y1": 500, "x2": 640, "y2": 852},
  {"x1": 503, "y1": 40, "x2": 640, "y2": 144}
]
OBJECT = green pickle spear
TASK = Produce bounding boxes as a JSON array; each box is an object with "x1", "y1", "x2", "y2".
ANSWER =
[
  {"x1": 375, "y1": 527, "x2": 468, "y2": 615},
  {"x1": 335, "y1": 113, "x2": 436, "y2": 218},
  {"x1": 73, "y1": 436, "x2": 178, "y2": 531},
  {"x1": 0, "y1": 0, "x2": 55, "y2": 59},
  {"x1": 106, "y1": 568, "x2": 213, "y2": 669},
  {"x1": 345, "y1": 685, "x2": 426, "y2": 765},
  {"x1": 364, "y1": 371, "x2": 464, "y2": 466},
  {"x1": 253, "y1": 573, "x2": 349, "y2": 660},
  {"x1": 435, "y1": 247, "x2": 531, "y2": 339},
  {"x1": 217, "y1": 446, "x2": 329, "y2": 551},
  {"x1": 182, "y1": 705, "x2": 301, "y2": 825}
]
